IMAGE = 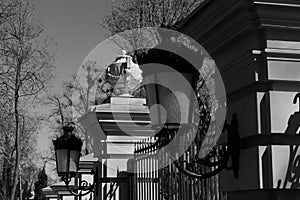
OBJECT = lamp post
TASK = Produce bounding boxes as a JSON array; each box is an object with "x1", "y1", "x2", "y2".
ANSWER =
[
  {"x1": 140, "y1": 47, "x2": 239, "y2": 179},
  {"x1": 53, "y1": 124, "x2": 95, "y2": 196},
  {"x1": 142, "y1": 48, "x2": 200, "y2": 129}
]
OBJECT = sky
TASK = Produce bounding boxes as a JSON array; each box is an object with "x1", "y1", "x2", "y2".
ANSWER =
[
  {"x1": 35, "y1": 0, "x2": 113, "y2": 153},
  {"x1": 32, "y1": 0, "x2": 118, "y2": 183},
  {"x1": 36, "y1": 0, "x2": 112, "y2": 92}
]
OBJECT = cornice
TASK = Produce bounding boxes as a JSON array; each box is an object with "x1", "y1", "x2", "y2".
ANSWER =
[
  {"x1": 255, "y1": 2, "x2": 300, "y2": 29},
  {"x1": 179, "y1": 0, "x2": 259, "y2": 50},
  {"x1": 179, "y1": 0, "x2": 300, "y2": 53}
]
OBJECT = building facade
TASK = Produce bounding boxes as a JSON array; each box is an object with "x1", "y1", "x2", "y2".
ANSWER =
[{"x1": 179, "y1": 0, "x2": 300, "y2": 199}]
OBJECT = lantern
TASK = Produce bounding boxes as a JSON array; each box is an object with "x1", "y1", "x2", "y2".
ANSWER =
[
  {"x1": 141, "y1": 49, "x2": 203, "y2": 129},
  {"x1": 53, "y1": 126, "x2": 83, "y2": 179}
]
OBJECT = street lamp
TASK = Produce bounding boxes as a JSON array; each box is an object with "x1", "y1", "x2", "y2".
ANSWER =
[
  {"x1": 142, "y1": 48, "x2": 200, "y2": 129},
  {"x1": 53, "y1": 124, "x2": 95, "y2": 196},
  {"x1": 140, "y1": 47, "x2": 239, "y2": 179}
]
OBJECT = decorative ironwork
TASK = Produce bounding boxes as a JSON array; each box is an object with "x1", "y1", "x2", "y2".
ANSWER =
[
  {"x1": 134, "y1": 135, "x2": 224, "y2": 200},
  {"x1": 105, "y1": 182, "x2": 119, "y2": 200},
  {"x1": 134, "y1": 114, "x2": 240, "y2": 180},
  {"x1": 62, "y1": 174, "x2": 95, "y2": 196},
  {"x1": 172, "y1": 114, "x2": 239, "y2": 179}
]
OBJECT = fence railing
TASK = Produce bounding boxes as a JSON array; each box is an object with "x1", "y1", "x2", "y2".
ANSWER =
[{"x1": 133, "y1": 133, "x2": 227, "y2": 200}]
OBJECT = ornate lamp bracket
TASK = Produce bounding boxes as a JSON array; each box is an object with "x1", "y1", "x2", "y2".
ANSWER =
[
  {"x1": 169, "y1": 114, "x2": 240, "y2": 179},
  {"x1": 62, "y1": 170, "x2": 96, "y2": 196}
]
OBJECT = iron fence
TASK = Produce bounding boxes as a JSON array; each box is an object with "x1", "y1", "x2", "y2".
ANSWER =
[{"x1": 133, "y1": 133, "x2": 227, "y2": 200}]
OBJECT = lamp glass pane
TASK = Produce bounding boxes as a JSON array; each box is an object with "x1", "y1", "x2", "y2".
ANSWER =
[
  {"x1": 69, "y1": 150, "x2": 80, "y2": 173},
  {"x1": 56, "y1": 149, "x2": 68, "y2": 173},
  {"x1": 144, "y1": 72, "x2": 195, "y2": 125}
]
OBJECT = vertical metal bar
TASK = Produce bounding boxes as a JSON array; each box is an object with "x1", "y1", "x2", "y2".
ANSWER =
[
  {"x1": 143, "y1": 141, "x2": 146, "y2": 200},
  {"x1": 139, "y1": 142, "x2": 142, "y2": 200},
  {"x1": 217, "y1": 148, "x2": 220, "y2": 200},
  {"x1": 146, "y1": 139, "x2": 149, "y2": 200},
  {"x1": 167, "y1": 142, "x2": 170, "y2": 199},
  {"x1": 136, "y1": 144, "x2": 138, "y2": 200},
  {"x1": 151, "y1": 147, "x2": 155, "y2": 200},
  {"x1": 140, "y1": 143, "x2": 142, "y2": 200},
  {"x1": 149, "y1": 142, "x2": 152, "y2": 200},
  {"x1": 206, "y1": 166, "x2": 209, "y2": 200},
  {"x1": 133, "y1": 144, "x2": 137, "y2": 200},
  {"x1": 139, "y1": 148, "x2": 143, "y2": 199},
  {"x1": 145, "y1": 141, "x2": 148, "y2": 200},
  {"x1": 137, "y1": 143, "x2": 139, "y2": 200},
  {"x1": 183, "y1": 135, "x2": 186, "y2": 199},
  {"x1": 144, "y1": 140, "x2": 146, "y2": 200},
  {"x1": 186, "y1": 134, "x2": 189, "y2": 200},
  {"x1": 190, "y1": 142, "x2": 194, "y2": 200},
  {"x1": 152, "y1": 146, "x2": 154, "y2": 200},
  {"x1": 133, "y1": 144, "x2": 135, "y2": 200},
  {"x1": 148, "y1": 144, "x2": 151, "y2": 200},
  {"x1": 176, "y1": 152, "x2": 179, "y2": 200},
  {"x1": 200, "y1": 167, "x2": 205, "y2": 199},
  {"x1": 173, "y1": 161, "x2": 177, "y2": 200},
  {"x1": 155, "y1": 146, "x2": 159, "y2": 200},
  {"x1": 158, "y1": 150, "x2": 161, "y2": 200},
  {"x1": 158, "y1": 147, "x2": 162, "y2": 200},
  {"x1": 138, "y1": 141, "x2": 141, "y2": 200},
  {"x1": 186, "y1": 133, "x2": 189, "y2": 200},
  {"x1": 150, "y1": 142, "x2": 152, "y2": 200},
  {"x1": 103, "y1": 183, "x2": 107, "y2": 200},
  {"x1": 186, "y1": 135, "x2": 189, "y2": 200},
  {"x1": 148, "y1": 141, "x2": 153, "y2": 199},
  {"x1": 164, "y1": 145, "x2": 168, "y2": 199},
  {"x1": 142, "y1": 140, "x2": 144, "y2": 200},
  {"x1": 171, "y1": 158, "x2": 174, "y2": 200},
  {"x1": 179, "y1": 134, "x2": 183, "y2": 200},
  {"x1": 148, "y1": 140, "x2": 150, "y2": 200},
  {"x1": 98, "y1": 142, "x2": 103, "y2": 199},
  {"x1": 138, "y1": 154, "x2": 140, "y2": 200},
  {"x1": 187, "y1": 145, "x2": 190, "y2": 200}
]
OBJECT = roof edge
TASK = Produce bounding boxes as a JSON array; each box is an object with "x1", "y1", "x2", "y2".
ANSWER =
[{"x1": 176, "y1": 0, "x2": 213, "y2": 29}]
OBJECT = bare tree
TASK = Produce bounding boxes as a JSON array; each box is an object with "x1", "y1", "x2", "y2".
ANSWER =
[
  {"x1": 0, "y1": 0, "x2": 55, "y2": 199},
  {"x1": 0, "y1": 0, "x2": 18, "y2": 24},
  {"x1": 0, "y1": 106, "x2": 42, "y2": 200},
  {"x1": 100, "y1": 0, "x2": 203, "y2": 61},
  {"x1": 0, "y1": 0, "x2": 18, "y2": 53},
  {"x1": 101, "y1": 0, "x2": 204, "y2": 33},
  {"x1": 64, "y1": 61, "x2": 102, "y2": 118},
  {"x1": 45, "y1": 61, "x2": 102, "y2": 155},
  {"x1": 45, "y1": 94, "x2": 72, "y2": 128}
]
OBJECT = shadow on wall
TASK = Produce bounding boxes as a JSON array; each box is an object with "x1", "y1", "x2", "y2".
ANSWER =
[{"x1": 277, "y1": 93, "x2": 300, "y2": 189}]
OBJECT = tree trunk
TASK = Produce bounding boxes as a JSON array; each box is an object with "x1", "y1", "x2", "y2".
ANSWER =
[
  {"x1": 2, "y1": 158, "x2": 8, "y2": 200},
  {"x1": 10, "y1": 64, "x2": 21, "y2": 200}
]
